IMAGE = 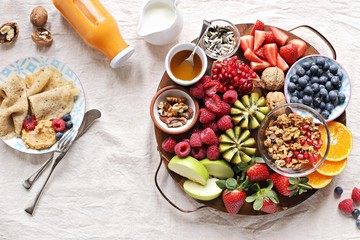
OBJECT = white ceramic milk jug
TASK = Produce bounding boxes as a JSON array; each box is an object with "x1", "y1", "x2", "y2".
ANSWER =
[{"x1": 137, "y1": 0, "x2": 183, "y2": 46}]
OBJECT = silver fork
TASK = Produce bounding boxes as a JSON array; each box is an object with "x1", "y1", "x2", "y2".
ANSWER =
[{"x1": 25, "y1": 128, "x2": 78, "y2": 215}]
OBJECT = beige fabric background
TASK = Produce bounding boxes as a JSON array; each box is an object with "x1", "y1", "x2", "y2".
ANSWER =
[{"x1": 1, "y1": 0, "x2": 359, "y2": 239}]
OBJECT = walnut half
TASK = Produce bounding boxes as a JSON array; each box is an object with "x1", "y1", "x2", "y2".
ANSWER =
[
  {"x1": 0, "y1": 22, "x2": 19, "y2": 44},
  {"x1": 31, "y1": 27, "x2": 53, "y2": 47}
]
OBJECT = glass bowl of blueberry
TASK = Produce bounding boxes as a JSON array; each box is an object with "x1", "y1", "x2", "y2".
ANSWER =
[{"x1": 284, "y1": 55, "x2": 351, "y2": 122}]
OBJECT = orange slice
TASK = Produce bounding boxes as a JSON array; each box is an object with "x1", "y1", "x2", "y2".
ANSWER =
[
  {"x1": 316, "y1": 158, "x2": 347, "y2": 176},
  {"x1": 306, "y1": 171, "x2": 333, "y2": 189},
  {"x1": 318, "y1": 121, "x2": 352, "y2": 162}
]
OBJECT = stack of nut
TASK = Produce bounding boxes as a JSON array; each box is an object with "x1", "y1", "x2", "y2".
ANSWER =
[
  {"x1": 157, "y1": 96, "x2": 194, "y2": 128},
  {"x1": 30, "y1": 6, "x2": 53, "y2": 46}
]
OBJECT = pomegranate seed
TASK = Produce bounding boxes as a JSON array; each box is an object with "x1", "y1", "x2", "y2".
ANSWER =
[
  {"x1": 318, "y1": 139, "x2": 323, "y2": 145},
  {"x1": 313, "y1": 144, "x2": 321, "y2": 150},
  {"x1": 303, "y1": 152, "x2": 309, "y2": 159},
  {"x1": 308, "y1": 153, "x2": 316, "y2": 164},
  {"x1": 300, "y1": 139, "x2": 306, "y2": 145},
  {"x1": 294, "y1": 151, "x2": 299, "y2": 157},
  {"x1": 286, "y1": 157, "x2": 292, "y2": 163},
  {"x1": 301, "y1": 125, "x2": 309, "y2": 131},
  {"x1": 307, "y1": 138, "x2": 313, "y2": 145},
  {"x1": 306, "y1": 131, "x2": 312, "y2": 139},
  {"x1": 297, "y1": 153, "x2": 304, "y2": 160}
]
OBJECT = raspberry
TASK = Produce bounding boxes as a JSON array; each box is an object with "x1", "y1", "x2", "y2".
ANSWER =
[
  {"x1": 338, "y1": 199, "x2": 354, "y2": 214},
  {"x1": 217, "y1": 115, "x2": 233, "y2": 131},
  {"x1": 203, "y1": 121, "x2": 218, "y2": 133},
  {"x1": 352, "y1": 187, "x2": 360, "y2": 203},
  {"x1": 199, "y1": 107, "x2": 216, "y2": 124},
  {"x1": 200, "y1": 75, "x2": 212, "y2": 85},
  {"x1": 216, "y1": 101, "x2": 231, "y2": 117},
  {"x1": 189, "y1": 133, "x2": 202, "y2": 147},
  {"x1": 51, "y1": 118, "x2": 66, "y2": 132},
  {"x1": 189, "y1": 82, "x2": 205, "y2": 99},
  {"x1": 174, "y1": 141, "x2": 191, "y2": 158},
  {"x1": 191, "y1": 146, "x2": 207, "y2": 160},
  {"x1": 161, "y1": 137, "x2": 177, "y2": 153},
  {"x1": 223, "y1": 90, "x2": 238, "y2": 104},
  {"x1": 23, "y1": 115, "x2": 37, "y2": 131},
  {"x1": 203, "y1": 80, "x2": 220, "y2": 97},
  {"x1": 207, "y1": 144, "x2": 220, "y2": 160},
  {"x1": 204, "y1": 94, "x2": 222, "y2": 113},
  {"x1": 201, "y1": 128, "x2": 218, "y2": 145}
]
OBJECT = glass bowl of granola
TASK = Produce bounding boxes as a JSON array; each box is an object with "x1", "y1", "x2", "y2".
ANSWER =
[
  {"x1": 150, "y1": 85, "x2": 199, "y2": 135},
  {"x1": 257, "y1": 103, "x2": 331, "y2": 177}
]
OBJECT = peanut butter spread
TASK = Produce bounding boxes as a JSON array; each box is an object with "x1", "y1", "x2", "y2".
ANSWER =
[{"x1": 21, "y1": 120, "x2": 56, "y2": 150}]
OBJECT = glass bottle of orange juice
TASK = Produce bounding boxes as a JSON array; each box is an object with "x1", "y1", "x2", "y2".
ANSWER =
[{"x1": 53, "y1": 0, "x2": 134, "y2": 68}]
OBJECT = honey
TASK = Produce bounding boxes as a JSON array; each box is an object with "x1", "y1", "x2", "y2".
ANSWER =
[{"x1": 169, "y1": 50, "x2": 202, "y2": 80}]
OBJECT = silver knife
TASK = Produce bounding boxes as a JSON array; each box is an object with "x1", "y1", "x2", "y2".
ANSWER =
[{"x1": 22, "y1": 109, "x2": 101, "y2": 189}]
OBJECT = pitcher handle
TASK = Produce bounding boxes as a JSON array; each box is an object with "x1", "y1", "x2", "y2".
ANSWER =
[
  {"x1": 288, "y1": 25, "x2": 337, "y2": 60},
  {"x1": 154, "y1": 152, "x2": 208, "y2": 213}
]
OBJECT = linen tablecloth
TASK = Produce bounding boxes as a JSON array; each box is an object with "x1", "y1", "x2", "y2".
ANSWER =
[{"x1": 1, "y1": 0, "x2": 360, "y2": 239}]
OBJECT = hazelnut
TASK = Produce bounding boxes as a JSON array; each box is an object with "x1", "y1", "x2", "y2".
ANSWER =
[
  {"x1": 0, "y1": 22, "x2": 19, "y2": 44},
  {"x1": 30, "y1": 6, "x2": 48, "y2": 27},
  {"x1": 31, "y1": 27, "x2": 53, "y2": 47},
  {"x1": 261, "y1": 67, "x2": 285, "y2": 91}
]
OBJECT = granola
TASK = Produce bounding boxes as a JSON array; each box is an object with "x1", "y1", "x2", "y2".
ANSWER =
[{"x1": 264, "y1": 113, "x2": 323, "y2": 171}]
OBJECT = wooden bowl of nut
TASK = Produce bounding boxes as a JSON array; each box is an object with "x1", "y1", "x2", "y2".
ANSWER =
[{"x1": 153, "y1": 20, "x2": 347, "y2": 215}]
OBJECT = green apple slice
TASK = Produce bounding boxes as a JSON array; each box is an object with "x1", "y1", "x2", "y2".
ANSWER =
[
  {"x1": 200, "y1": 158, "x2": 234, "y2": 179},
  {"x1": 183, "y1": 178, "x2": 222, "y2": 201},
  {"x1": 168, "y1": 156, "x2": 209, "y2": 185}
]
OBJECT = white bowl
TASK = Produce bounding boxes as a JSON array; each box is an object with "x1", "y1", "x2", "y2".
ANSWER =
[{"x1": 165, "y1": 42, "x2": 208, "y2": 86}]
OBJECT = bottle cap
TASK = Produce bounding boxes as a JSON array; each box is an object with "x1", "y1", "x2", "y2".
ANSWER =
[{"x1": 110, "y1": 46, "x2": 135, "y2": 68}]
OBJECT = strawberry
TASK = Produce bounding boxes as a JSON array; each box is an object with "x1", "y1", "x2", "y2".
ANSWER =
[
  {"x1": 240, "y1": 35, "x2": 254, "y2": 52},
  {"x1": 216, "y1": 178, "x2": 249, "y2": 215},
  {"x1": 351, "y1": 187, "x2": 360, "y2": 203},
  {"x1": 246, "y1": 163, "x2": 270, "y2": 182},
  {"x1": 255, "y1": 47, "x2": 266, "y2": 59},
  {"x1": 250, "y1": 59, "x2": 271, "y2": 72},
  {"x1": 250, "y1": 19, "x2": 265, "y2": 36},
  {"x1": 244, "y1": 48, "x2": 263, "y2": 63},
  {"x1": 276, "y1": 53, "x2": 289, "y2": 71},
  {"x1": 270, "y1": 173, "x2": 312, "y2": 197},
  {"x1": 338, "y1": 199, "x2": 354, "y2": 214},
  {"x1": 263, "y1": 43, "x2": 278, "y2": 66},
  {"x1": 245, "y1": 180, "x2": 279, "y2": 214},
  {"x1": 287, "y1": 39, "x2": 307, "y2": 58},
  {"x1": 270, "y1": 26, "x2": 288, "y2": 46},
  {"x1": 254, "y1": 30, "x2": 266, "y2": 51},
  {"x1": 263, "y1": 31, "x2": 275, "y2": 44},
  {"x1": 279, "y1": 43, "x2": 298, "y2": 65}
]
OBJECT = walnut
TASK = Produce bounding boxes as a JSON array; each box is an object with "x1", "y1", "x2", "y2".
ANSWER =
[
  {"x1": 31, "y1": 27, "x2": 53, "y2": 47},
  {"x1": 266, "y1": 91, "x2": 286, "y2": 110},
  {"x1": 30, "y1": 6, "x2": 48, "y2": 27},
  {"x1": 0, "y1": 22, "x2": 19, "y2": 44},
  {"x1": 261, "y1": 67, "x2": 285, "y2": 90}
]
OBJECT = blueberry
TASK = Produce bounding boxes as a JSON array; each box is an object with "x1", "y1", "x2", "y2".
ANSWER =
[
  {"x1": 313, "y1": 97, "x2": 322, "y2": 108},
  {"x1": 331, "y1": 76, "x2": 340, "y2": 87},
  {"x1": 334, "y1": 186, "x2": 343, "y2": 196},
  {"x1": 353, "y1": 209, "x2": 360, "y2": 219},
  {"x1": 302, "y1": 61, "x2": 311, "y2": 70},
  {"x1": 303, "y1": 86, "x2": 313, "y2": 96},
  {"x1": 302, "y1": 95, "x2": 312, "y2": 105},
  {"x1": 296, "y1": 67, "x2": 306, "y2": 76},
  {"x1": 325, "y1": 81, "x2": 333, "y2": 91},
  {"x1": 323, "y1": 62, "x2": 330, "y2": 71},
  {"x1": 316, "y1": 57, "x2": 326, "y2": 67},
  {"x1": 298, "y1": 91, "x2": 305, "y2": 99},
  {"x1": 305, "y1": 70, "x2": 312, "y2": 77},
  {"x1": 63, "y1": 113, "x2": 71, "y2": 121},
  {"x1": 25, "y1": 115, "x2": 32, "y2": 120},
  {"x1": 298, "y1": 76, "x2": 309, "y2": 87},
  {"x1": 311, "y1": 76, "x2": 319, "y2": 84},
  {"x1": 320, "y1": 102, "x2": 326, "y2": 110},
  {"x1": 329, "y1": 90, "x2": 338, "y2": 101},
  {"x1": 287, "y1": 82, "x2": 297, "y2": 93},
  {"x1": 314, "y1": 92, "x2": 321, "y2": 99},
  {"x1": 323, "y1": 94, "x2": 330, "y2": 103},
  {"x1": 316, "y1": 68, "x2": 324, "y2": 77},
  {"x1": 357, "y1": 219, "x2": 360, "y2": 228},
  {"x1": 311, "y1": 83, "x2": 320, "y2": 93},
  {"x1": 325, "y1": 72, "x2": 334, "y2": 79},
  {"x1": 310, "y1": 64, "x2": 319, "y2": 74},
  {"x1": 292, "y1": 90, "x2": 300, "y2": 98},
  {"x1": 56, "y1": 132, "x2": 64, "y2": 141},
  {"x1": 319, "y1": 88, "x2": 328, "y2": 98},
  {"x1": 319, "y1": 84, "x2": 325, "y2": 89},
  {"x1": 321, "y1": 110, "x2": 330, "y2": 119},
  {"x1": 329, "y1": 64, "x2": 338, "y2": 74},
  {"x1": 314, "y1": 108, "x2": 322, "y2": 114},
  {"x1": 319, "y1": 76, "x2": 328, "y2": 85},
  {"x1": 338, "y1": 93, "x2": 346, "y2": 104},
  {"x1": 290, "y1": 96, "x2": 299, "y2": 103},
  {"x1": 290, "y1": 74, "x2": 299, "y2": 83},
  {"x1": 65, "y1": 121, "x2": 73, "y2": 129},
  {"x1": 337, "y1": 71, "x2": 343, "y2": 79},
  {"x1": 325, "y1": 103, "x2": 334, "y2": 112}
]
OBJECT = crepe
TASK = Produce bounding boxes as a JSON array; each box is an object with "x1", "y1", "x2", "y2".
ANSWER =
[
  {"x1": 29, "y1": 85, "x2": 79, "y2": 121},
  {"x1": 0, "y1": 74, "x2": 28, "y2": 139},
  {"x1": 26, "y1": 67, "x2": 53, "y2": 96}
]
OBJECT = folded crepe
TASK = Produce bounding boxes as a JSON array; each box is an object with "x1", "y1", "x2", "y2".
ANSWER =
[
  {"x1": 29, "y1": 85, "x2": 79, "y2": 121},
  {"x1": 0, "y1": 74, "x2": 28, "y2": 139},
  {"x1": 26, "y1": 67, "x2": 53, "y2": 97}
]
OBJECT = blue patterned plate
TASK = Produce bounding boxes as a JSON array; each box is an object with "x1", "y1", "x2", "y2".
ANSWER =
[
  {"x1": 284, "y1": 54, "x2": 351, "y2": 123},
  {"x1": 0, "y1": 56, "x2": 86, "y2": 154}
]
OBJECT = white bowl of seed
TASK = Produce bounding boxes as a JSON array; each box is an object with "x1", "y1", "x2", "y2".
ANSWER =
[{"x1": 201, "y1": 19, "x2": 240, "y2": 60}]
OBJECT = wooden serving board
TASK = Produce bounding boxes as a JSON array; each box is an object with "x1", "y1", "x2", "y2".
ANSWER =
[{"x1": 154, "y1": 23, "x2": 346, "y2": 215}]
